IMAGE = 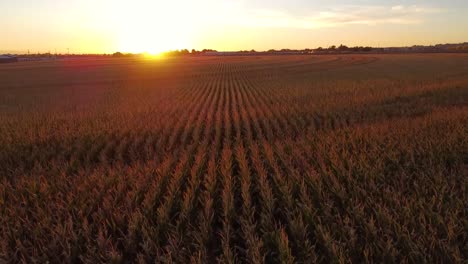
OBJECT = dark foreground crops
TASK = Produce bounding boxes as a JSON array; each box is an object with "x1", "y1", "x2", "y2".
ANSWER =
[{"x1": 0, "y1": 54, "x2": 467, "y2": 263}]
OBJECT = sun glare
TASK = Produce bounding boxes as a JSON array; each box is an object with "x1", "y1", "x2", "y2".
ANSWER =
[
  {"x1": 143, "y1": 52, "x2": 165, "y2": 60},
  {"x1": 113, "y1": 1, "x2": 194, "y2": 54}
]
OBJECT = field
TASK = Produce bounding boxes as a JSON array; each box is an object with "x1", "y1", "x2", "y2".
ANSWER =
[{"x1": 0, "y1": 54, "x2": 467, "y2": 263}]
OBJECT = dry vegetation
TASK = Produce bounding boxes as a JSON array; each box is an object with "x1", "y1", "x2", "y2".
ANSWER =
[{"x1": 0, "y1": 54, "x2": 467, "y2": 263}]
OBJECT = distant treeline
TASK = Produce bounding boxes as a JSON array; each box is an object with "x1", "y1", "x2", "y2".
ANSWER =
[
  {"x1": 9, "y1": 42, "x2": 468, "y2": 58},
  {"x1": 112, "y1": 49, "x2": 218, "y2": 57},
  {"x1": 315, "y1": 45, "x2": 373, "y2": 53}
]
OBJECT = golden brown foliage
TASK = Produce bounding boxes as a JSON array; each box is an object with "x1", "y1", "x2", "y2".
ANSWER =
[{"x1": 0, "y1": 54, "x2": 467, "y2": 263}]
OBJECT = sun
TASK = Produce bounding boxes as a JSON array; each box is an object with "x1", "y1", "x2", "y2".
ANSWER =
[
  {"x1": 114, "y1": 1, "x2": 193, "y2": 54},
  {"x1": 118, "y1": 27, "x2": 190, "y2": 55}
]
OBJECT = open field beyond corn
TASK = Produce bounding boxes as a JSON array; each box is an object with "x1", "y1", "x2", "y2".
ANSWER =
[{"x1": 0, "y1": 54, "x2": 467, "y2": 263}]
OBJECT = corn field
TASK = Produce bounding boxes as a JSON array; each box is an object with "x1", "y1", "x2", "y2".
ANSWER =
[{"x1": 0, "y1": 54, "x2": 467, "y2": 263}]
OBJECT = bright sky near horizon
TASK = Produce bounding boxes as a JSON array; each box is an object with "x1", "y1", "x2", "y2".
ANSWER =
[{"x1": 2, "y1": 0, "x2": 468, "y2": 54}]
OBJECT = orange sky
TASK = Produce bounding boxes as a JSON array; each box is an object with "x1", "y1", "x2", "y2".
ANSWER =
[{"x1": 2, "y1": 0, "x2": 468, "y2": 54}]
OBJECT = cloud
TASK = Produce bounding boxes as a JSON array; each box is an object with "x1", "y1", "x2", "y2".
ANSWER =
[
  {"x1": 390, "y1": 5, "x2": 444, "y2": 14},
  {"x1": 391, "y1": 5, "x2": 405, "y2": 11},
  {"x1": 224, "y1": 4, "x2": 445, "y2": 29}
]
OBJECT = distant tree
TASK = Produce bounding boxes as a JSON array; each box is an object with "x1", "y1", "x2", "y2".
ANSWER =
[
  {"x1": 112, "y1": 52, "x2": 124, "y2": 57},
  {"x1": 338, "y1": 44, "x2": 348, "y2": 50},
  {"x1": 201, "y1": 49, "x2": 217, "y2": 53},
  {"x1": 329, "y1": 45, "x2": 336, "y2": 50}
]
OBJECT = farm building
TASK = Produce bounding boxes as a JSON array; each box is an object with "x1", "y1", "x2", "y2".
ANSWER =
[{"x1": 0, "y1": 55, "x2": 18, "y2": 63}]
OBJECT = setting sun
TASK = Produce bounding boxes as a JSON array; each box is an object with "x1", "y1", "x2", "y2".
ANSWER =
[
  {"x1": 118, "y1": 27, "x2": 190, "y2": 55},
  {"x1": 112, "y1": 1, "x2": 194, "y2": 54}
]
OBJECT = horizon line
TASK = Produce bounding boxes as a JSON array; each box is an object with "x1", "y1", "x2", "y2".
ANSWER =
[{"x1": 2, "y1": 41, "x2": 467, "y2": 56}]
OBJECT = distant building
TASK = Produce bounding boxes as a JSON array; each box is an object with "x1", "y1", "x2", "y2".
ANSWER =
[{"x1": 0, "y1": 55, "x2": 18, "y2": 63}]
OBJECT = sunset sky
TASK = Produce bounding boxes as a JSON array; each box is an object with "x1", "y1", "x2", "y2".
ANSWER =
[{"x1": 2, "y1": 0, "x2": 468, "y2": 54}]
